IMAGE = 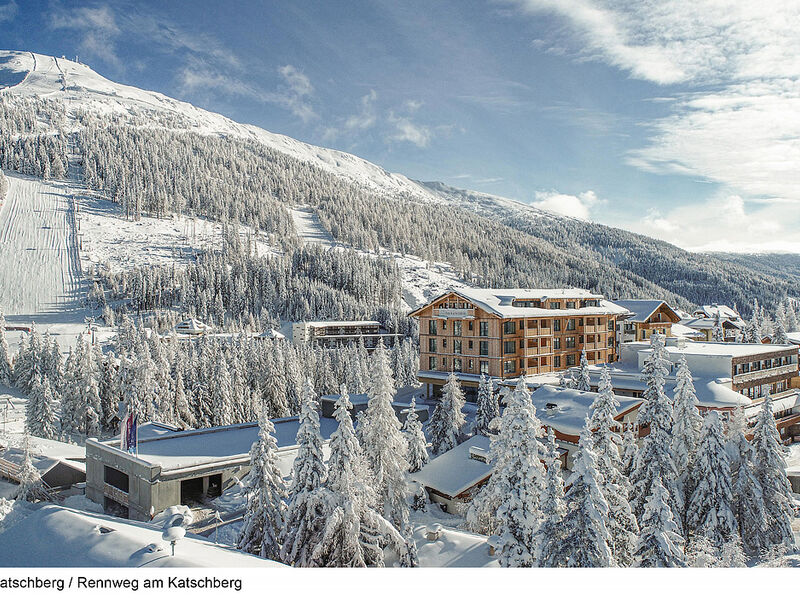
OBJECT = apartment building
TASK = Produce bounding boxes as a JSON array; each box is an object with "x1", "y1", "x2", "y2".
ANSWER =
[
  {"x1": 292, "y1": 320, "x2": 398, "y2": 350},
  {"x1": 409, "y1": 288, "x2": 628, "y2": 397}
]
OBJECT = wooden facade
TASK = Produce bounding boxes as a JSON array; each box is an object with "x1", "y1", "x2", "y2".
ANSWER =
[{"x1": 410, "y1": 290, "x2": 620, "y2": 388}]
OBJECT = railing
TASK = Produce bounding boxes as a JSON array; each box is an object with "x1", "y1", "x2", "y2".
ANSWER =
[
  {"x1": 526, "y1": 328, "x2": 552, "y2": 336},
  {"x1": 583, "y1": 325, "x2": 599, "y2": 333},
  {"x1": 103, "y1": 483, "x2": 130, "y2": 507},
  {"x1": 733, "y1": 363, "x2": 798, "y2": 385}
]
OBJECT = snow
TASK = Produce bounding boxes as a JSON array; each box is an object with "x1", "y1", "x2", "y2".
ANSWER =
[
  {"x1": 394, "y1": 254, "x2": 468, "y2": 312},
  {"x1": 0, "y1": 172, "x2": 83, "y2": 318},
  {"x1": 0, "y1": 504, "x2": 284, "y2": 567},
  {"x1": 613, "y1": 299, "x2": 674, "y2": 323},
  {"x1": 410, "y1": 523, "x2": 498, "y2": 567},
  {"x1": 412, "y1": 435, "x2": 491, "y2": 497},
  {"x1": 786, "y1": 443, "x2": 800, "y2": 474},
  {"x1": 290, "y1": 205, "x2": 336, "y2": 248}
]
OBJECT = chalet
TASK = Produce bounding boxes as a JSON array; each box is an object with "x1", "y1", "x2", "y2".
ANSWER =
[
  {"x1": 409, "y1": 288, "x2": 628, "y2": 399},
  {"x1": 173, "y1": 318, "x2": 210, "y2": 336},
  {"x1": 613, "y1": 299, "x2": 682, "y2": 343},
  {"x1": 693, "y1": 304, "x2": 746, "y2": 328},
  {"x1": 679, "y1": 316, "x2": 743, "y2": 342},
  {"x1": 292, "y1": 320, "x2": 398, "y2": 350}
]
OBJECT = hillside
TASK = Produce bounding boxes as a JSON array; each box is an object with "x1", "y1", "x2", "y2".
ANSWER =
[{"x1": 1, "y1": 49, "x2": 797, "y2": 313}]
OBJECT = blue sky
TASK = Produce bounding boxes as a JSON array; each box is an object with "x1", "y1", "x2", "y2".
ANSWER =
[{"x1": 2, "y1": 0, "x2": 800, "y2": 252}]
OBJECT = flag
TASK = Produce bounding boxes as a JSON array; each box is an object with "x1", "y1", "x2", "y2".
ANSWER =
[
  {"x1": 127, "y1": 414, "x2": 138, "y2": 455},
  {"x1": 119, "y1": 411, "x2": 129, "y2": 452}
]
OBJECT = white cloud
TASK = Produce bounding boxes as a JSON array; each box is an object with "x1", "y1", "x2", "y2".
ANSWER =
[
  {"x1": 0, "y1": 1, "x2": 18, "y2": 23},
  {"x1": 531, "y1": 190, "x2": 602, "y2": 220},
  {"x1": 344, "y1": 90, "x2": 378, "y2": 131},
  {"x1": 272, "y1": 65, "x2": 317, "y2": 123},
  {"x1": 50, "y1": 5, "x2": 121, "y2": 67},
  {"x1": 388, "y1": 112, "x2": 432, "y2": 147}
]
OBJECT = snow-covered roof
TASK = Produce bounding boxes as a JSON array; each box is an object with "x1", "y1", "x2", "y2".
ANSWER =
[
  {"x1": 407, "y1": 523, "x2": 498, "y2": 567},
  {"x1": 613, "y1": 299, "x2": 678, "y2": 323},
  {"x1": 0, "y1": 505, "x2": 284, "y2": 567},
  {"x1": 680, "y1": 317, "x2": 742, "y2": 330},
  {"x1": 526, "y1": 385, "x2": 641, "y2": 436},
  {"x1": 304, "y1": 320, "x2": 381, "y2": 328},
  {"x1": 786, "y1": 331, "x2": 800, "y2": 345},
  {"x1": 743, "y1": 392, "x2": 800, "y2": 420},
  {"x1": 671, "y1": 322, "x2": 706, "y2": 340},
  {"x1": 416, "y1": 288, "x2": 628, "y2": 319},
  {"x1": 694, "y1": 304, "x2": 743, "y2": 321},
  {"x1": 412, "y1": 435, "x2": 492, "y2": 497},
  {"x1": 257, "y1": 328, "x2": 285, "y2": 339},
  {"x1": 93, "y1": 417, "x2": 338, "y2": 473},
  {"x1": 174, "y1": 318, "x2": 210, "y2": 334},
  {"x1": 628, "y1": 339, "x2": 796, "y2": 359}
]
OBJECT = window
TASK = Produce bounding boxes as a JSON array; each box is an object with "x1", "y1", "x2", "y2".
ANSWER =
[
  {"x1": 553, "y1": 338, "x2": 561, "y2": 350},
  {"x1": 428, "y1": 338, "x2": 437, "y2": 353},
  {"x1": 443, "y1": 339, "x2": 447, "y2": 349},
  {"x1": 528, "y1": 320, "x2": 538, "y2": 328},
  {"x1": 442, "y1": 357, "x2": 448, "y2": 369},
  {"x1": 479, "y1": 341, "x2": 489, "y2": 356},
  {"x1": 468, "y1": 340, "x2": 473, "y2": 349},
  {"x1": 453, "y1": 321, "x2": 462, "y2": 336},
  {"x1": 104, "y1": 466, "x2": 129, "y2": 493},
  {"x1": 429, "y1": 356, "x2": 437, "y2": 370},
  {"x1": 479, "y1": 321, "x2": 489, "y2": 337},
  {"x1": 454, "y1": 340, "x2": 462, "y2": 354},
  {"x1": 554, "y1": 355, "x2": 561, "y2": 369},
  {"x1": 503, "y1": 340, "x2": 516, "y2": 354},
  {"x1": 428, "y1": 320, "x2": 437, "y2": 335},
  {"x1": 566, "y1": 301, "x2": 576, "y2": 309},
  {"x1": 468, "y1": 321, "x2": 474, "y2": 331},
  {"x1": 608, "y1": 320, "x2": 614, "y2": 331},
  {"x1": 503, "y1": 321, "x2": 516, "y2": 335},
  {"x1": 566, "y1": 319, "x2": 576, "y2": 331},
  {"x1": 480, "y1": 360, "x2": 489, "y2": 375},
  {"x1": 453, "y1": 358, "x2": 462, "y2": 372},
  {"x1": 566, "y1": 354, "x2": 576, "y2": 367},
  {"x1": 468, "y1": 359, "x2": 474, "y2": 371},
  {"x1": 442, "y1": 320, "x2": 447, "y2": 331},
  {"x1": 503, "y1": 360, "x2": 516, "y2": 375},
  {"x1": 519, "y1": 319, "x2": 525, "y2": 329},
  {"x1": 566, "y1": 336, "x2": 576, "y2": 348},
  {"x1": 549, "y1": 302, "x2": 561, "y2": 309}
]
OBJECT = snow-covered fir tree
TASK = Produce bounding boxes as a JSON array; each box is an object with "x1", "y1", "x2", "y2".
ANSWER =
[
  {"x1": 211, "y1": 357, "x2": 233, "y2": 427},
  {"x1": 588, "y1": 367, "x2": 638, "y2": 566},
  {"x1": 555, "y1": 421, "x2": 616, "y2": 567},
  {"x1": 468, "y1": 380, "x2": 545, "y2": 566},
  {"x1": 403, "y1": 398, "x2": 428, "y2": 473},
  {"x1": 313, "y1": 387, "x2": 416, "y2": 567},
  {"x1": 360, "y1": 341, "x2": 411, "y2": 531},
  {"x1": 750, "y1": 395, "x2": 795, "y2": 549},
  {"x1": 620, "y1": 425, "x2": 638, "y2": 479},
  {"x1": 712, "y1": 312, "x2": 724, "y2": 342},
  {"x1": 574, "y1": 348, "x2": 592, "y2": 391},
  {"x1": 0, "y1": 309, "x2": 12, "y2": 384},
  {"x1": 732, "y1": 432, "x2": 769, "y2": 557},
  {"x1": 15, "y1": 433, "x2": 45, "y2": 502},
  {"x1": 671, "y1": 354, "x2": 702, "y2": 521},
  {"x1": 473, "y1": 374, "x2": 499, "y2": 437},
  {"x1": 237, "y1": 407, "x2": 288, "y2": 562},
  {"x1": 25, "y1": 375, "x2": 58, "y2": 439},
  {"x1": 427, "y1": 370, "x2": 466, "y2": 456},
  {"x1": 281, "y1": 379, "x2": 332, "y2": 567},
  {"x1": 630, "y1": 334, "x2": 682, "y2": 528},
  {"x1": 687, "y1": 411, "x2": 738, "y2": 546},
  {"x1": 533, "y1": 428, "x2": 567, "y2": 567},
  {"x1": 772, "y1": 320, "x2": 789, "y2": 344},
  {"x1": 632, "y1": 475, "x2": 686, "y2": 568}
]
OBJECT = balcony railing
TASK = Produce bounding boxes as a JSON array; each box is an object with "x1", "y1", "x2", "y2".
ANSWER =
[
  {"x1": 733, "y1": 363, "x2": 798, "y2": 386},
  {"x1": 103, "y1": 483, "x2": 130, "y2": 507},
  {"x1": 526, "y1": 328, "x2": 552, "y2": 336}
]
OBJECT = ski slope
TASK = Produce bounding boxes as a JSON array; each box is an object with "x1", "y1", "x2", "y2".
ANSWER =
[{"x1": 0, "y1": 172, "x2": 83, "y2": 319}]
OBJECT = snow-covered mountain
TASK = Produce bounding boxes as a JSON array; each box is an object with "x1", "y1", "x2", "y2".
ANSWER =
[{"x1": 1, "y1": 49, "x2": 798, "y2": 313}]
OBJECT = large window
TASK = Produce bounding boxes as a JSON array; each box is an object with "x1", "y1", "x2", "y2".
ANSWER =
[
  {"x1": 553, "y1": 319, "x2": 561, "y2": 332},
  {"x1": 454, "y1": 340, "x2": 462, "y2": 354},
  {"x1": 428, "y1": 320, "x2": 437, "y2": 335},
  {"x1": 554, "y1": 355, "x2": 561, "y2": 369},
  {"x1": 566, "y1": 354, "x2": 576, "y2": 367},
  {"x1": 453, "y1": 320, "x2": 462, "y2": 336},
  {"x1": 503, "y1": 340, "x2": 516, "y2": 354},
  {"x1": 503, "y1": 321, "x2": 516, "y2": 335},
  {"x1": 480, "y1": 360, "x2": 489, "y2": 375},
  {"x1": 428, "y1": 338, "x2": 437, "y2": 353},
  {"x1": 566, "y1": 319, "x2": 576, "y2": 331},
  {"x1": 565, "y1": 336, "x2": 576, "y2": 349},
  {"x1": 453, "y1": 358, "x2": 462, "y2": 372},
  {"x1": 549, "y1": 302, "x2": 561, "y2": 309},
  {"x1": 553, "y1": 338, "x2": 561, "y2": 350},
  {"x1": 566, "y1": 301, "x2": 576, "y2": 309},
  {"x1": 503, "y1": 360, "x2": 516, "y2": 375},
  {"x1": 479, "y1": 340, "x2": 489, "y2": 356},
  {"x1": 429, "y1": 356, "x2": 437, "y2": 370},
  {"x1": 479, "y1": 321, "x2": 489, "y2": 337}
]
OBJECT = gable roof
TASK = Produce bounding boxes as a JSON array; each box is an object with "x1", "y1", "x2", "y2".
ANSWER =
[{"x1": 613, "y1": 299, "x2": 680, "y2": 324}]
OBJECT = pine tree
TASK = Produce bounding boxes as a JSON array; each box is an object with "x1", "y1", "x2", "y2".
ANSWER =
[
  {"x1": 575, "y1": 348, "x2": 592, "y2": 391},
  {"x1": 712, "y1": 312, "x2": 724, "y2": 342},
  {"x1": 630, "y1": 334, "x2": 682, "y2": 528},
  {"x1": 15, "y1": 433, "x2": 45, "y2": 502},
  {"x1": 0, "y1": 309, "x2": 12, "y2": 384},
  {"x1": 237, "y1": 407, "x2": 288, "y2": 562},
  {"x1": 772, "y1": 320, "x2": 789, "y2": 344},
  {"x1": 620, "y1": 425, "x2": 638, "y2": 479},
  {"x1": 672, "y1": 354, "x2": 702, "y2": 519},
  {"x1": 632, "y1": 476, "x2": 686, "y2": 567},
  {"x1": 473, "y1": 374, "x2": 499, "y2": 437},
  {"x1": 751, "y1": 395, "x2": 795, "y2": 549},
  {"x1": 533, "y1": 428, "x2": 567, "y2": 567},
  {"x1": 468, "y1": 380, "x2": 545, "y2": 566},
  {"x1": 555, "y1": 421, "x2": 615, "y2": 567},
  {"x1": 427, "y1": 371, "x2": 466, "y2": 456},
  {"x1": 732, "y1": 434, "x2": 769, "y2": 557},
  {"x1": 211, "y1": 357, "x2": 233, "y2": 426},
  {"x1": 687, "y1": 411, "x2": 738, "y2": 546},
  {"x1": 25, "y1": 375, "x2": 58, "y2": 439},
  {"x1": 281, "y1": 378, "x2": 333, "y2": 567},
  {"x1": 360, "y1": 341, "x2": 410, "y2": 531},
  {"x1": 403, "y1": 399, "x2": 428, "y2": 473},
  {"x1": 313, "y1": 387, "x2": 416, "y2": 567},
  {"x1": 589, "y1": 367, "x2": 638, "y2": 566}
]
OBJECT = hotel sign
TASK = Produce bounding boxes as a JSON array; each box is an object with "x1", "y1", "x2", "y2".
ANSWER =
[{"x1": 435, "y1": 308, "x2": 473, "y2": 318}]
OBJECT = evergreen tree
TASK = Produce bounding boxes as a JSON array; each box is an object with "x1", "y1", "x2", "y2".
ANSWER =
[
  {"x1": 468, "y1": 380, "x2": 545, "y2": 566},
  {"x1": 732, "y1": 434, "x2": 769, "y2": 557},
  {"x1": 473, "y1": 374, "x2": 499, "y2": 437},
  {"x1": 555, "y1": 421, "x2": 616, "y2": 567},
  {"x1": 575, "y1": 348, "x2": 592, "y2": 391},
  {"x1": 403, "y1": 399, "x2": 428, "y2": 473},
  {"x1": 712, "y1": 312, "x2": 724, "y2": 342},
  {"x1": 620, "y1": 426, "x2": 638, "y2": 479},
  {"x1": 751, "y1": 395, "x2": 795, "y2": 549},
  {"x1": 238, "y1": 407, "x2": 288, "y2": 562},
  {"x1": 671, "y1": 354, "x2": 702, "y2": 519},
  {"x1": 687, "y1": 411, "x2": 738, "y2": 546},
  {"x1": 427, "y1": 371, "x2": 466, "y2": 456},
  {"x1": 0, "y1": 309, "x2": 12, "y2": 384},
  {"x1": 360, "y1": 341, "x2": 410, "y2": 531},
  {"x1": 25, "y1": 375, "x2": 58, "y2": 439},
  {"x1": 772, "y1": 320, "x2": 789, "y2": 344},
  {"x1": 281, "y1": 379, "x2": 332, "y2": 567},
  {"x1": 211, "y1": 357, "x2": 233, "y2": 426},
  {"x1": 632, "y1": 476, "x2": 686, "y2": 567},
  {"x1": 533, "y1": 428, "x2": 567, "y2": 567},
  {"x1": 15, "y1": 434, "x2": 45, "y2": 502}
]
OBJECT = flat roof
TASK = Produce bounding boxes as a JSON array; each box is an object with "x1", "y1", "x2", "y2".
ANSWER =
[
  {"x1": 303, "y1": 320, "x2": 381, "y2": 328},
  {"x1": 94, "y1": 417, "x2": 338, "y2": 472},
  {"x1": 527, "y1": 385, "x2": 641, "y2": 436},
  {"x1": 629, "y1": 340, "x2": 797, "y2": 358},
  {"x1": 413, "y1": 435, "x2": 492, "y2": 497}
]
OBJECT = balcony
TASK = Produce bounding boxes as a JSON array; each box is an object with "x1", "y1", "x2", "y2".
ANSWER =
[
  {"x1": 526, "y1": 328, "x2": 552, "y2": 337},
  {"x1": 103, "y1": 483, "x2": 130, "y2": 507},
  {"x1": 583, "y1": 325, "x2": 599, "y2": 333},
  {"x1": 525, "y1": 346, "x2": 553, "y2": 357},
  {"x1": 733, "y1": 363, "x2": 798, "y2": 386}
]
